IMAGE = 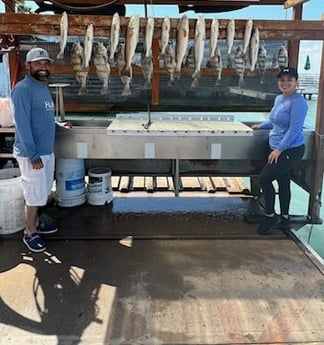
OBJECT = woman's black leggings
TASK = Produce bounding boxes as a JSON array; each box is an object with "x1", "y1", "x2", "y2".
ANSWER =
[{"x1": 259, "y1": 144, "x2": 305, "y2": 215}]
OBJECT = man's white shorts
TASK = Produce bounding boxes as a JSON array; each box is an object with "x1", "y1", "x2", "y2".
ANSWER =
[{"x1": 16, "y1": 153, "x2": 55, "y2": 207}]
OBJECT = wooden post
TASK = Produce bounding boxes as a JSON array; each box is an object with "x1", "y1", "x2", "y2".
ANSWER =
[
  {"x1": 288, "y1": 3, "x2": 302, "y2": 69},
  {"x1": 307, "y1": 35, "x2": 324, "y2": 223},
  {"x1": 151, "y1": 37, "x2": 160, "y2": 105}
]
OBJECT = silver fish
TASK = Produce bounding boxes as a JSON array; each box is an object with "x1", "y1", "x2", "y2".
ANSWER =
[
  {"x1": 226, "y1": 19, "x2": 235, "y2": 55},
  {"x1": 234, "y1": 45, "x2": 245, "y2": 88},
  {"x1": 226, "y1": 19, "x2": 235, "y2": 67},
  {"x1": 109, "y1": 12, "x2": 120, "y2": 64},
  {"x1": 93, "y1": 41, "x2": 110, "y2": 95},
  {"x1": 191, "y1": 15, "x2": 206, "y2": 88},
  {"x1": 71, "y1": 41, "x2": 88, "y2": 95},
  {"x1": 185, "y1": 43, "x2": 195, "y2": 72},
  {"x1": 115, "y1": 42, "x2": 131, "y2": 96},
  {"x1": 278, "y1": 44, "x2": 288, "y2": 69},
  {"x1": 212, "y1": 46, "x2": 222, "y2": 86},
  {"x1": 209, "y1": 17, "x2": 219, "y2": 59},
  {"x1": 56, "y1": 11, "x2": 68, "y2": 60},
  {"x1": 141, "y1": 53, "x2": 153, "y2": 89},
  {"x1": 271, "y1": 52, "x2": 278, "y2": 68},
  {"x1": 122, "y1": 14, "x2": 140, "y2": 79},
  {"x1": 83, "y1": 23, "x2": 93, "y2": 69},
  {"x1": 159, "y1": 16, "x2": 170, "y2": 57},
  {"x1": 242, "y1": 18, "x2": 253, "y2": 56},
  {"x1": 257, "y1": 44, "x2": 267, "y2": 84},
  {"x1": 175, "y1": 14, "x2": 189, "y2": 79},
  {"x1": 163, "y1": 42, "x2": 176, "y2": 87},
  {"x1": 115, "y1": 42, "x2": 126, "y2": 74},
  {"x1": 249, "y1": 27, "x2": 259, "y2": 72},
  {"x1": 144, "y1": 16, "x2": 154, "y2": 58}
]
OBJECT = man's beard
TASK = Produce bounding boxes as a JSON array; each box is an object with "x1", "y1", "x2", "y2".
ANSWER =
[{"x1": 30, "y1": 69, "x2": 50, "y2": 81}]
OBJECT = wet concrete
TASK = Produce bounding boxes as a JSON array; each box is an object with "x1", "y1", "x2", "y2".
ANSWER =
[{"x1": 1, "y1": 196, "x2": 323, "y2": 344}]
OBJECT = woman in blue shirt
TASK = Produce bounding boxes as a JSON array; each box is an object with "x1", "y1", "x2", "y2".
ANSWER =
[{"x1": 252, "y1": 67, "x2": 308, "y2": 235}]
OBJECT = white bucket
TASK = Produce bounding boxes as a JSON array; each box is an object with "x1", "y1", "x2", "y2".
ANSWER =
[
  {"x1": 87, "y1": 167, "x2": 114, "y2": 206},
  {"x1": 55, "y1": 159, "x2": 86, "y2": 207},
  {"x1": 0, "y1": 168, "x2": 25, "y2": 234}
]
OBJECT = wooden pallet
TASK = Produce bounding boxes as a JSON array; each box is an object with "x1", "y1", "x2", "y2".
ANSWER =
[{"x1": 111, "y1": 176, "x2": 250, "y2": 195}]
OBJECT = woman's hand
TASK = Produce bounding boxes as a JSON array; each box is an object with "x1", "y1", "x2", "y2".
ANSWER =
[
  {"x1": 268, "y1": 149, "x2": 281, "y2": 164},
  {"x1": 251, "y1": 124, "x2": 260, "y2": 129}
]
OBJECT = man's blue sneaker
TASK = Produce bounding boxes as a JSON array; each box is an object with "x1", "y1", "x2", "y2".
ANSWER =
[
  {"x1": 23, "y1": 233, "x2": 46, "y2": 253},
  {"x1": 36, "y1": 222, "x2": 58, "y2": 234}
]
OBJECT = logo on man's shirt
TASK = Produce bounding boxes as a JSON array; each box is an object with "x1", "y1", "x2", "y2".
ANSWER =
[{"x1": 44, "y1": 100, "x2": 54, "y2": 111}]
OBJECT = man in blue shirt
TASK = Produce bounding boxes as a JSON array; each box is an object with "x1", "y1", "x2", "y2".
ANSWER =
[
  {"x1": 252, "y1": 67, "x2": 307, "y2": 235},
  {"x1": 12, "y1": 47, "x2": 71, "y2": 252}
]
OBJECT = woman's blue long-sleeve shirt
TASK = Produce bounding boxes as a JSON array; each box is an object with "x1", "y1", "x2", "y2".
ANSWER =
[
  {"x1": 259, "y1": 92, "x2": 308, "y2": 152},
  {"x1": 12, "y1": 75, "x2": 56, "y2": 163}
]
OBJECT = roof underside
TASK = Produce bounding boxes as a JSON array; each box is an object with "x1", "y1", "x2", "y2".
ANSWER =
[{"x1": 31, "y1": 0, "x2": 288, "y2": 14}]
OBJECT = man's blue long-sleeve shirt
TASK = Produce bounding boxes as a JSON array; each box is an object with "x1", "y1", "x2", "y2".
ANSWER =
[{"x1": 12, "y1": 75, "x2": 56, "y2": 163}]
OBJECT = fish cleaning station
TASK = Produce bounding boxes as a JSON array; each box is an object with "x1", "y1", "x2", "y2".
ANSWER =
[
  {"x1": 1, "y1": 0, "x2": 323, "y2": 220},
  {"x1": 1, "y1": 1, "x2": 324, "y2": 344}
]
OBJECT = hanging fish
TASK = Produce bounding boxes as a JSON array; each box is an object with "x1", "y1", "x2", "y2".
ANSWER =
[
  {"x1": 175, "y1": 14, "x2": 189, "y2": 79},
  {"x1": 56, "y1": 11, "x2": 68, "y2": 60},
  {"x1": 70, "y1": 41, "x2": 88, "y2": 95},
  {"x1": 163, "y1": 42, "x2": 176, "y2": 87},
  {"x1": 185, "y1": 43, "x2": 195, "y2": 72},
  {"x1": 271, "y1": 52, "x2": 278, "y2": 68},
  {"x1": 234, "y1": 45, "x2": 245, "y2": 88},
  {"x1": 122, "y1": 14, "x2": 140, "y2": 84},
  {"x1": 191, "y1": 15, "x2": 206, "y2": 89},
  {"x1": 141, "y1": 53, "x2": 153, "y2": 89},
  {"x1": 144, "y1": 16, "x2": 154, "y2": 58},
  {"x1": 249, "y1": 27, "x2": 259, "y2": 72},
  {"x1": 257, "y1": 44, "x2": 267, "y2": 84},
  {"x1": 278, "y1": 44, "x2": 288, "y2": 70},
  {"x1": 159, "y1": 16, "x2": 170, "y2": 58},
  {"x1": 213, "y1": 46, "x2": 222, "y2": 86},
  {"x1": 226, "y1": 19, "x2": 235, "y2": 67},
  {"x1": 83, "y1": 23, "x2": 94, "y2": 69},
  {"x1": 242, "y1": 18, "x2": 253, "y2": 56},
  {"x1": 93, "y1": 41, "x2": 110, "y2": 95},
  {"x1": 115, "y1": 42, "x2": 131, "y2": 96},
  {"x1": 109, "y1": 12, "x2": 120, "y2": 64},
  {"x1": 209, "y1": 17, "x2": 219, "y2": 59}
]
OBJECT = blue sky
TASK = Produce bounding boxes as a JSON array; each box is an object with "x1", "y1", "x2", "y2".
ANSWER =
[{"x1": 0, "y1": 0, "x2": 322, "y2": 73}]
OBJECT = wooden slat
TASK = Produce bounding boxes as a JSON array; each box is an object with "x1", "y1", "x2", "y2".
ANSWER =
[
  {"x1": 167, "y1": 177, "x2": 176, "y2": 191},
  {"x1": 111, "y1": 176, "x2": 120, "y2": 190},
  {"x1": 144, "y1": 176, "x2": 155, "y2": 193},
  {"x1": 211, "y1": 177, "x2": 227, "y2": 191},
  {"x1": 198, "y1": 177, "x2": 216, "y2": 193},
  {"x1": 223, "y1": 177, "x2": 250, "y2": 194},
  {"x1": 181, "y1": 177, "x2": 202, "y2": 190},
  {"x1": 132, "y1": 176, "x2": 145, "y2": 190},
  {"x1": 156, "y1": 176, "x2": 169, "y2": 190},
  {"x1": 119, "y1": 176, "x2": 130, "y2": 192}
]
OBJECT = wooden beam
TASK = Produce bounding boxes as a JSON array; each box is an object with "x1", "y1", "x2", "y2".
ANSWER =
[
  {"x1": 0, "y1": 14, "x2": 324, "y2": 40},
  {"x1": 284, "y1": 0, "x2": 310, "y2": 9}
]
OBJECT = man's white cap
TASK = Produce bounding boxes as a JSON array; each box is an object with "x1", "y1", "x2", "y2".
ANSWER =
[{"x1": 26, "y1": 48, "x2": 54, "y2": 63}]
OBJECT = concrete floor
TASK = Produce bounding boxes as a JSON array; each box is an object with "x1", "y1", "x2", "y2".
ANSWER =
[{"x1": 1, "y1": 196, "x2": 324, "y2": 345}]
